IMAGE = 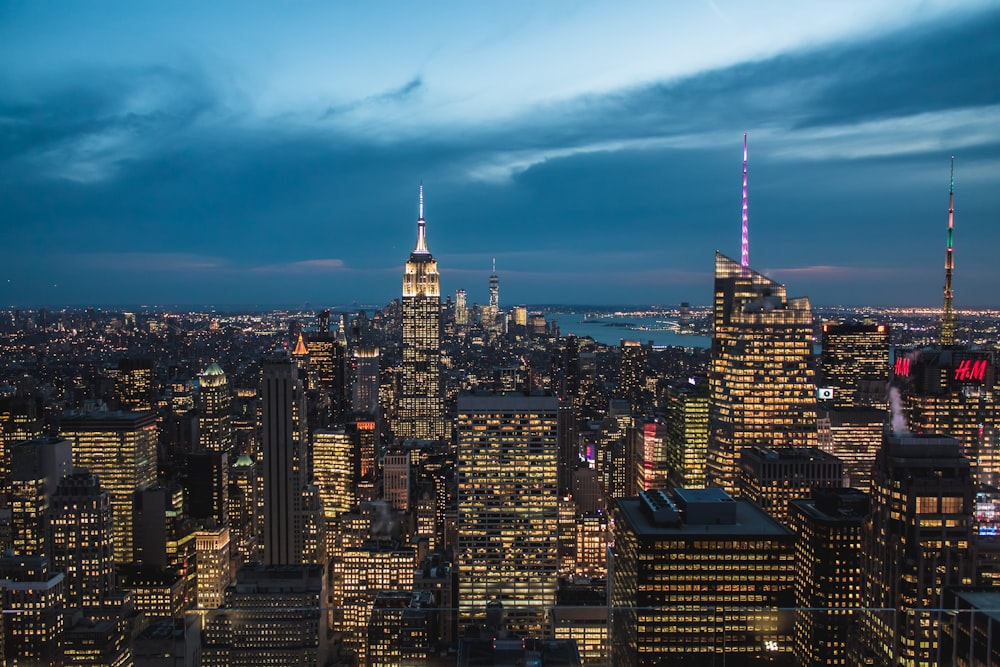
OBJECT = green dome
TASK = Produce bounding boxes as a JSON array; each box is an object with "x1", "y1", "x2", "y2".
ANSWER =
[
  {"x1": 203, "y1": 362, "x2": 225, "y2": 376},
  {"x1": 234, "y1": 454, "x2": 254, "y2": 467}
]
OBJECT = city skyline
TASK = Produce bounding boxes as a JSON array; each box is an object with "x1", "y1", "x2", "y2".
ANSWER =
[{"x1": 2, "y1": 2, "x2": 1000, "y2": 308}]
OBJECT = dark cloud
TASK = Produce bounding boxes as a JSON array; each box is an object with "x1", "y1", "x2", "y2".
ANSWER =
[{"x1": 1, "y1": 7, "x2": 999, "y2": 307}]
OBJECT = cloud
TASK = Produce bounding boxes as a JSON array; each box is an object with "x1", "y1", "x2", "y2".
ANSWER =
[
  {"x1": 69, "y1": 252, "x2": 230, "y2": 272},
  {"x1": 320, "y1": 77, "x2": 424, "y2": 120},
  {"x1": 252, "y1": 258, "x2": 347, "y2": 273}
]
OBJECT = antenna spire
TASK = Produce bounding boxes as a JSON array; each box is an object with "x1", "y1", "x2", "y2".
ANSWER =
[
  {"x1": 741, "y1": 133, "x2": 750, "y2": 270},
  {"x1": 492, "y1": 257, "x2": 496, "y2": 274},
  {"x1": 413, "y1": 182, "x2": 429, "y2": 254},
  {"x1": 941, "y1": 156, "x2": 956, "y2": 345}
]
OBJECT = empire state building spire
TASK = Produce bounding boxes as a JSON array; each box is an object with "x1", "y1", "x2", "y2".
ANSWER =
[
  {"x1": 941, "y1": 156, "x2": 957, "y2": 346},
  {"x1": 413, "y1": 183, "x2": 429, "y2": 255}
]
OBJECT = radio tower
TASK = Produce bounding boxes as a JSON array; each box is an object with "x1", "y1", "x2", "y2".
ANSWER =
[
  {"x1": 941, "y1": 156, "x2": 956, "y2": 346},
  {"x1": 741, "y1": 132, "x2": 750, "y2": 271}
]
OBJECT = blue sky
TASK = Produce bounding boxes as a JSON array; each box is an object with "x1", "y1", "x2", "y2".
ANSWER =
[{"x1": 2, "y1": 1, "x2": 999, "y2": 308}]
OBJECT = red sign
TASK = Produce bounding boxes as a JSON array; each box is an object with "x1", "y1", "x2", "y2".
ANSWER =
[
  {"x1": 894, "y1": 358, "x2": 910, "y2": 377},
  {"x1": 954, "y1": 359, "x2": 988, "y2": 382}
]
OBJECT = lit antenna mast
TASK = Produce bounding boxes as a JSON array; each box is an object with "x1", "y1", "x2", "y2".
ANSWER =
[
  {"x1": 414, "y1": 182, "x2": 429, "y2": 254},
  {"x1": 941, "y1": 156, "x2": 956, "y2": 345},
  {"x1": 741, "y1": 132, "x2": 750, "y2": 270}
]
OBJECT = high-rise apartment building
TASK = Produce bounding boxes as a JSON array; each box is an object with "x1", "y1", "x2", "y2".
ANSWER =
[
  {"x1": 198, "y1": 362, "x2": 232, "y2": 453},
  {"x1": 398, "y1": 186, "x2": 445, "y2": 441},
  {"x1": 819, "y1": 322, "x2": 890, "y2": 408},
  {"x1": 260, "y1": 357, "x2": 307, "y2": 565},
  {"x1": 857, "y1": 432, "x2": 974, "y2": 666},
  {"x1": 61, "y1": 411, "x2": 158, "y2": 564},
  {"x1": 610, "y1": 487, "x2": 795, "y2": 666},
  {"x1": 708, "y1": 252, "x2": 817, "y2": 494},
  {"x1": 457, "y1": 392, "x2": 559, "y2": 636}
]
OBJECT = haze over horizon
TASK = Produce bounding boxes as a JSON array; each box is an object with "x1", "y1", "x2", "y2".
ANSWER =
[{"x1": 3, "y1": 1, "x2": 999, "y2": 308}]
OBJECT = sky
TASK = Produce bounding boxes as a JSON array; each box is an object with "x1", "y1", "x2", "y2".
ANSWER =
[{"x1": 2, "y1": 1, "x2": 999, "y2": 309}]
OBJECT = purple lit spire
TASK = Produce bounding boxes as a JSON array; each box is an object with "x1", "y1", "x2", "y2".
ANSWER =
[{"x1": 741, "y1": 132, "x2": 750, "y2": 269}]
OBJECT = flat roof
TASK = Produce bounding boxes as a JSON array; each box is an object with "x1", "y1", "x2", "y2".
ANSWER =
[{"x1": 616, "y1": 496, "x2": 793, "y2": 538}]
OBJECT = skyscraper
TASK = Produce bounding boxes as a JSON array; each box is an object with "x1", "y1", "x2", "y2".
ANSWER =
[
  {"x1": 115, "y1": 357, "x2": 155, "y2": 412},
  {"x1": 61, "y1": 411, "x2": 158, "y2": 564},
  {"x1": 708, "y1": 136, "x2": 817, "y2": 494},
  {"x1": 455, "y1": 289, "x2": 469, "y2": 327},
  {"x1": 457, "y1": 392, "x2": 559, "y2": 636},
  {"x1": 485, "y1": 258, "x2": 500, "y2": 333},
  {"x1": 789, "y1": 487, "x2": 867, "y2": 667},
  {"x1": 198, "y1": 362, "x2": 232, "y2": 453},
  {"x1": 260, "y1": 357, "x2": 307, "y2": 565},
  {"x1": 351, "y1": 346, "x2": 380, "y2": 416},
  {"x1": 856, "y1": 431, "x2": 974, "y2": 666},
  {"x1": 707, "y1": 252, "x2": 817, "y2": 494},
  {"x1": 610, "y1": 488, "x2": 795, "y2": 666},
  {"x1": 50, "y1": 470, "x2": 114, "y2": 608},
  {"x1": 398, "y1": 185, "x2": 446, "y2": 441},
  {"x1": 819, "y1": 322, "x2": 890, "y2": 408}
]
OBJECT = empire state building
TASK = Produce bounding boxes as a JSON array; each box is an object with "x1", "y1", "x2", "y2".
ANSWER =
[{"x1": 398, "y1": 185, "x2": 446, "y2": 440}]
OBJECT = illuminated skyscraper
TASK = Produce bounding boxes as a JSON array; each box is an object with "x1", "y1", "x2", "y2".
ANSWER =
[
  {"x1": 200, "y1": 563, "x2": 328, "y2": 666},
  {"x1": 897, "y1": 346, "x2": 999, "y2": 490},
  {"x1": 457, "y1": 392, "x2": 559, "y2": 636},
  {"x1": 351, "y1": 346, "x2": 380, "y2": 416},
  {"x1": 708, "y1": 252, "x2": 817, "y2": 494},
  {"x1": 856, "y1": 432, "x2": 974, "y2": 666},
  {"x1": 7, "y1": 437, "x2": 72, "y2": 557},
  {"x1": 50, "y1": 470, "x2": 114, "y2": 608},
  {"x1": 737, "y1": 445, "x2": 843, "y2": 526},
  {"x1": 307, "y1": 313, "x2": 349, "y2": 424},
  {"x1": 610, "y1": 488, "x2": 795, "y2": 666},
  {"x1": 260, "y1": 357, "x2": 307, "y2": 565},
  {"x1": 198, "y1": 362, "x2": 232, "y2": 453},
  {"x1": 663, "y1": 381, "x2": 709, "y2": 488},
  {"x1": 195, "y1": 525, "x2": 231, "y2": 610},
  {"x1": 398, "y1": 185, "x2": 445, "y2": 441},
  {"x1": 313, "y1": 427, "x2": 355, "y2": 520},
  {"x1": 819, "y1": 322, "x2": 890, "y2": 408},
  {"x1": 617, "y1": 340, "x2": 647, "y2": 411},
  {"x1": 61, "y1": 411, "x2": 158, "y2": 564},
  {"x1": 485, "y1": 258, "x2": 500, "y2": 332},
  {"x1": 455, "y1": 289, "x2": 469, "y2": 327},
  {"x1": 115, "y1": 357, "x2": 154, "y2": 412},
  {"x1": 789, "y1": 487, "x2": 867, "y2": 667}
]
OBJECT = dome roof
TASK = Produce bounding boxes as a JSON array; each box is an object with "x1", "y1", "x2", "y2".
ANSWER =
[
  {"x1": 203, "y1": 362, "x2": 225, "y2": 376},
  {"x1": 234, "y1": 454, "x2": 254, "y2": 467}
]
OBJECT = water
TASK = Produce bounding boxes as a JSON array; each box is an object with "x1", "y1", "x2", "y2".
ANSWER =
[{"x1": 553, "y1": 314, "x2": 710, "y2": 348}]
